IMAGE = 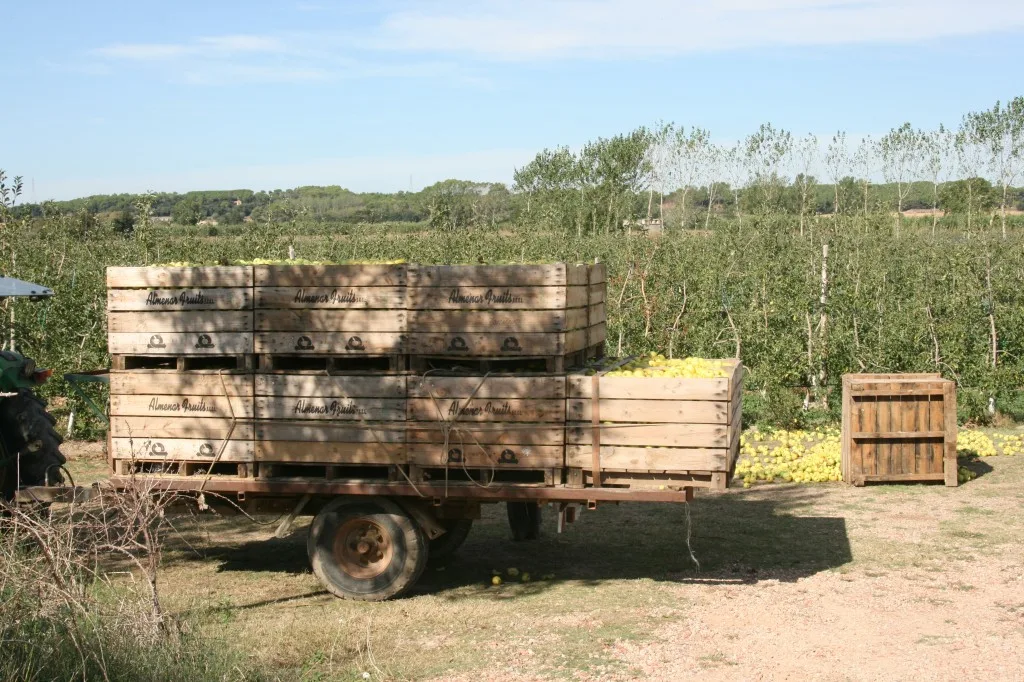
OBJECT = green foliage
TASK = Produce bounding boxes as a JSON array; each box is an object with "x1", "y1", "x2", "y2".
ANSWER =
[
  {"x1": 112, "y1": 209, "x2": 135, "y2": 235},
  {"x1": 171, "y1": 196, "x2": 204, "y2": 226}
]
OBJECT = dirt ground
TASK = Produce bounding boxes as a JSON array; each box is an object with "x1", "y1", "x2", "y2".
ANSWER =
[{"x1": 63, "y1": 442, "x2": 1024, "y2": 682}]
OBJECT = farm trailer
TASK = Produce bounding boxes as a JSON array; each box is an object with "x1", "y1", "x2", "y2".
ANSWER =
[{"x1": 79, "y1": 263, "x2": 741, "y2": 601}]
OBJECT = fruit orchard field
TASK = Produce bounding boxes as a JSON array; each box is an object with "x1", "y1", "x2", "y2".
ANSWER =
[{"x1": 6, "y1": 214, "x2": 1024, "y2": 437}]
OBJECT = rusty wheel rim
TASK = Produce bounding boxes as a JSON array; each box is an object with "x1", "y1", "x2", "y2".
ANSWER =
[{"x1": 333, "y1": 518, "x2": 394, "y2": 579}]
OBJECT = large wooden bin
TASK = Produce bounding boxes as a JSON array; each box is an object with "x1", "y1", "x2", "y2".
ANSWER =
[
  {"x1": 565, "y1": 359, "x2": 743, "y2": 490},
  {"x1": 841, "y1": 373, "x2": 957, "y2": 487}
]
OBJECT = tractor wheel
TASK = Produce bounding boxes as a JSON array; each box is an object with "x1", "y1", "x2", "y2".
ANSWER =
[
  {"x1": 0, "y1": 389, "x2": 66, "y2": 501},
  {"x1": 308, "y1": 497, "x2": 428, "y2": 601},
  {"x1": 506, "y1": 502, "x2": 542, "y2": 541},
  {"x1": 428, "y1": 518, "x2": 473, "y2": 563}
]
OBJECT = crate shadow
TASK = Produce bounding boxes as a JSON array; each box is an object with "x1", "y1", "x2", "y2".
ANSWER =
[{"x1": 185, "y1": 485, "x2": 852, "y2": 600}]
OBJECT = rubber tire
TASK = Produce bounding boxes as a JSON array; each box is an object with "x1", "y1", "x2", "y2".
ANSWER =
[
  {"x1": 427, "y1": 518, "x2": 473, "y2": 563},
  {"x1": 0, "y1": 389, "x2": 66, "y2": 499},
  {"x1": 308, "y1": 497, "x2": 428, "y2": 601},
  {"x1": 506, "y1": 502, "x2": 542, "y2": 541}
]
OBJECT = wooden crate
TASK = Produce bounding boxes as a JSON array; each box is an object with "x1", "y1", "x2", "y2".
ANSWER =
[
  {"x1": 841, "y1": 373, "x2": 957, "y2": 487},
  {"x1": 254, "y1": 373, "x2": 407, "y2": 465},
  {"x1": 107, "y1": 266, "x2": 254, "y2": 356},
  {"x1": 406, "y1": 375, "x2": 566, "y2": 472},
  {"x1": 108, "y1": 371, "x2": 255, "y2": 468},
  {"x1": 565, "y1": 360, "x2": 743, "y2": 490},
  {"x1": 254, "y1": 264, "x2": 407, "y2": 356},
  {"x1": 407, "y1": 263, "x2": 606, "y2": 357}
]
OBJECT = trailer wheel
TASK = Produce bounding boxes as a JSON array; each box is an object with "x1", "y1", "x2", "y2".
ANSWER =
[
  {"x1": 506, "y1": 502, "x2": 542, "y2": 541},
  {"x1": 308, "y1": 497, "x2": 428, "y2": 601},
  {"x1": 428, "y1": 519, "x2": 473, "y2": 563}
]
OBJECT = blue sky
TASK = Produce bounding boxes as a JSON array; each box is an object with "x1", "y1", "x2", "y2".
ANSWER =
[{"x1": 4, "y1": 0, "x2": 1024, "y2": 200}]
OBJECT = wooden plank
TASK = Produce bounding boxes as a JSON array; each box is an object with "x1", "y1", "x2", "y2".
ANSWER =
[
  {"x1": 852, "y1": 431, "x2": 946, "y2": 439},
  {"x1": 255, "y1": 422, "x2": 405, "y2": 443},
  {"x1": 565, "y1": 324, "x2": 607, "y2": 353},
  {"x1": 255, "y1": 440, "x2": 404, "y2": 463},
  {"x1": 928, "y1": 393, "x2": 943, "y2": 475},
  {"x1": 253, "y1": 264, "x2": 407, "y2": 287},
  {"x1": 256, "y1": 309, "x2": 405, "y2": 332},
  {"x1": 108, "y1": 311, "x2": 253, "y2": 333},
  {"x1": 254, "y1": 332, "x2": 406, "y2": 354},
  {"x1": 410, "y1": 331, "x2": 563, "y2": 356},
  {"x1": 255, "y1": 397, "x2": 406, "y2": 421},
  {"x1": 409, "y1": 376, "x2": 566, "y2": 400},
  {"x1": 110, "y1": 394, "x2": 254, "y2": 419},
  {"x1": 568, "y1": 372, "x2": 736, "y2": 401},
  {"x1": 848, "y1": 388, "x2": 947, "y2": 397},
  {"x1": 568, "y1": 423, "x2": 729, "y2": 448},
  {"x1": 107, "y1": 266, "x2": 252, "y2": 288},
  {"x1": 565, "y1": 284, "x2": 607, "y2": 308},
  {"x1": 841, "y1": 377, "x2": 852, "y2": 483},
  {"x1": 859, "y1": 473, "x2": 946, "y2": 482},
  {"x1": 111, "y1": 437, "x2": 254, "y2": 462},
  {"x1": 407, "y1": 398, "x2": 565, "y2": 423},
  {"x1": 726, "y1": 391, "x2": 743, "y2": 448},
  {"x1": 108, "y1": 332, "x2": 253, "y2": 355},
  {"x1": 255, "y1": 374, "x2": 405, "y2": 397},
  {"x1": 107, "y1": 287, "x2": 252, "y2": 311},
  {"x1": 110, "y1": 416, "x2": 254, "y2": 440},
  {"x1": 110, "y1": 372, "x2": 253, "y2": 396},
  {"x1": 564, "y1": 445, "x2": 728, "y2": 471},
  {"x1": 408, "y1": 286, "x2": 568, "y2": 310},
  {"x1": 407, "y1": 444, "x2": 563, "y2": 468},
  {"x1": 567, "y1": 399, "x2": 729, "y2": 424},
  {"x1": 408, "y1": 264, "x2": 567, "y2": 288},
  {"x1": 256, "y1": 286, "x2": 405, "y2": 309},
  {"x1": 408, "y1": 309, "x2": 569, "y2": 333},
  {"x1": 406, "y1": 424, "x2": 564, "y2": 446},
  {"x1": 581, "y1": 471, "x2": 716, "y2": 489},
  {"x1": 943, "y1": 382, "x2": 958, "y2": 487}
]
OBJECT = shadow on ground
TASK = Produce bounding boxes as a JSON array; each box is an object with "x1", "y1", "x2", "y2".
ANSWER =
[{"x1": 172, "y1": 484, "x2": 852, "y2": 599}]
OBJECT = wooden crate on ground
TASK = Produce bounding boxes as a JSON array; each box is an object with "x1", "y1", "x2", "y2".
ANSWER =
[
  {"x1": 106, "y1": 266, "x2": 254, "y2": 360},
  {"x1": 841, "y1": 373, "x2": 957, "y2": 487},
  {"x1": 253, "y1": 373, "x2": 407, "y2": 469},
  {"x1": 254, "y1": 264, "x2": 407, "y2": 361},
  {"x1": 108, "y1": 371, "x2": 255, "y2": 475},
  {"x1": 406, "y1": 375, "x2": 566, "y2": 483},
  {"x1": 407, "y1": 263, "x2": 606, "y2": 360},
  {"x1": 565, "y1": 360, "x2": 743, "y2": 490}
]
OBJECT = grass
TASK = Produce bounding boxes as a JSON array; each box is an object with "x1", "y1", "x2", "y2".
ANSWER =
[{"x1": 58, "y1": 443, "x2": 1024, "y2": 681}]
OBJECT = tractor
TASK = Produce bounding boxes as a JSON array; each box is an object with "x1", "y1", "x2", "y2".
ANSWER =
[{"x1": 0, "y1": 275, "x2": 66, "y2": 501}]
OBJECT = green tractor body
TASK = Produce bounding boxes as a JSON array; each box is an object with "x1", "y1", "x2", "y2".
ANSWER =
[{"x1": 0, "y1": 276, "x2": 66, "y2": 501}]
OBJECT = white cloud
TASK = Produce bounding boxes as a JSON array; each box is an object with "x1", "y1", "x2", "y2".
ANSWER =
[
  {"x1": 372, "y1": 0, "x2": 1024, "y2": 58},
  {"x1": 93, "y1": 34, "x2": 285, "y2": 61},
  {"x1": 33, "y1": 149, "x2": 535, "y2": 200}
]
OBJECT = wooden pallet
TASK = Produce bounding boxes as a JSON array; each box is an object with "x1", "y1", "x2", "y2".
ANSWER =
[
  {"x1": 841, "y1": 373, "x2": 957, "y2": 487},
  {"x1": 107, "y1": 266, "x2": 255, "y2": 356},
  {"x1": 566, "y1": 360, "x2": 743, "y2": 491},
  {"x1": 111, "y1": 354, "x2": 254, "y2": 371}
]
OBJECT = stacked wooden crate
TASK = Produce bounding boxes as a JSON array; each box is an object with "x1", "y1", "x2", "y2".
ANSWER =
[
  {"x1": 841, "y1": 373, "x2": 957, "y2": 487},
  {"x1": 565, "y1": 360, "x2": 743, "y2": 490},
  {"x1": 106, "y1": 266, "x2": 255, "y2": 475}
]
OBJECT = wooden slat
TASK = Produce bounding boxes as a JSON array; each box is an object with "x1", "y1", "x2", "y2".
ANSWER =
[
  {"x1": 255, "y1": 441, "x2": 404, "y2": 463},
  {"x1": 109, "y1": 372, "x2": 253, "y2": 396},
  {"x1": 107, "y1": 266, "x2": 252, "y2": 288},
  {"x1": 108, "y1": 332, "x2": 253, "y2": 355},
  {"x1": 254, "y1": 332, "x2": 406, "y2": 354},
  {"x1": 110, "y1": 416, "x2": 254, "y2": 440},
  {"x1": 108, "y1": 311, "x2": 253, "y2": 333},
  {"x1": 253, "y1": 264, "x2": 407, "y2": 287},
  {"x1": 255, "y1": 422, "x2": 405, "y2": 443},
  {"x1": 943, "y1": 382, "x2": 958, "y2": 487},
  {"x1": 408, "y1": 264, "x2": 567, "y2": 287},
  {"x1": 110, "y1": 394, "x2": 254, "y2": 419},
  {"x1": 565, "y1": 283, "x2": 607, "y2": 308},
  {"x1": 410, "y1": 331, "x2": 563, "y2": 356},
  {"x1": 568, "y1": 423, "x2": 729, "y2": 448},
  {"x1": 255, "y1": 397, "x2": 406, "y2": 421},
  {"x1": 408, "y1": 376, "x2": 566, "y2": 400},
  {"x1": 407, "y1": 398, "x2": 564, "y2": 423},
  {"x1": 852, "y1": 431, "x2": 946, "y2": 439},
  {"x1": 255, "y1": 374, "x2": 405, "y2": 397},
  {"x1": 111, "y1": 437, "x2": 254, "y2": 462},
  {"x1": 408, "y1": 285, "x2": 568, "y2": 310},
  {"x1": 407, "y1": 444, "x2": 563, "y2": 468},
  {"x1": 565, "y1": 445, "x2": 728, "y2": 471},
  {"x1": 256, "y1": 286, "x2": 405, "y2": 309},
  {"x1": 568, "y1": 372, "x2": 735, "y2": 401},
  {"x1": 567, "y1": 398, "x2": 728, "y2": 424},
  {"x1": 859, "y1": 473, "x2": 945, "y2": 482},
  {"x1": 408, "y1": 309, "x2": 569, "y2": 333},
  {"x1": 107, "y1": 287, "x2": 252, "y2": 311},
  {"x1": 406, "y1": 424, "x2": 564, "y2": 446},
  {"x1": 255, "y1": 309, "x2": 405, "y2": 332}
]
